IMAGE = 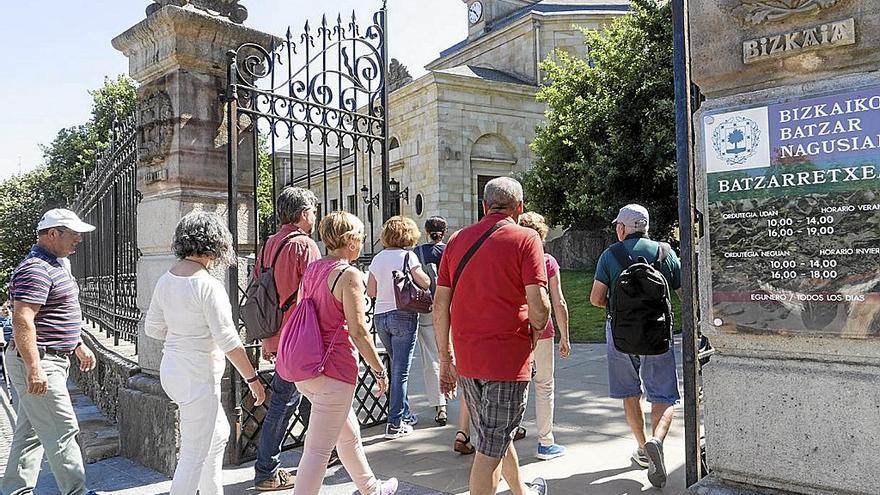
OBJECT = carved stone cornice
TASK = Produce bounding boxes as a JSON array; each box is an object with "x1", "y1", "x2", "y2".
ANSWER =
[
  {"x1": 146, "y1": 0, "x2": 247, "y2": 24},
  {"x1": 112, "y1": 5, "x2": 278, "y2": 82},
  {"x1": 723, "y1": 0, "x2": 848, "y2": 26}
]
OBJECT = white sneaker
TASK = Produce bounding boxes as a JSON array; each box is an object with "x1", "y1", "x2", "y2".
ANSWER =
[
  {"x1": 379, "y1": 477, "x2": 399, "y2": 495},
  {"x1": 384, "y1": 422, "x2": 413, "y2": 439}
]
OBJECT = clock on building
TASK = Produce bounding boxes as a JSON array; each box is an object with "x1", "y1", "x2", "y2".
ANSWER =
[{"x1": 468, "y1": 1, "x2": 483, "y2": 24}]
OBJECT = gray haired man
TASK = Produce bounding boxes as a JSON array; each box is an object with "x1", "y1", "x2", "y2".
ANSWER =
[
  {"x1": 589, "y1": 204, "x2": 682, "y2": 488},
  {"x1": 254, "y1": 186, "x2": 324, "y2": 491},
  {"x1": 434, "y1": 177, "x2": 551, "y2": 495},
  {"x1": 2, "y1": 209, "x2": 99, "y2": 495}
]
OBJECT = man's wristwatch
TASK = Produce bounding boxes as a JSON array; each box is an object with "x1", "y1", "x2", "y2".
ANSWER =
[
  {"x1": 245, "y1": 375, "x2": 260, "y2": 384},
  {"x1": 373, "y1": 368, "x2": 387, "y2": 379}
]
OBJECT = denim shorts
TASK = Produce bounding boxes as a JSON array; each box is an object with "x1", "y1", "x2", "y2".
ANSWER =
[{"x1": 605, "y1": 320, "x2": 680, "y2": 404}]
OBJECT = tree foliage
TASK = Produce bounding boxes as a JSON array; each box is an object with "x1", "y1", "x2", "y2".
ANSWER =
[
  {"x1": 522, "y1": 0, "x2": 678, "y2": 240},
  {"x1": 0, "y1": 76, "x2": 136, "y2": 298}
]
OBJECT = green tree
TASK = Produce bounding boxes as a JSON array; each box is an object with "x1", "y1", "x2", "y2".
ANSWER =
[
  {"x1": 0, "y1": 169, "x2": 52, "y2": 298},
  {"x1": 42, "y1": 75, "x2": 137, "y2": 207},
  {"x1": 0, "y1": 76, "x2": 137, "y2": 296},
  {"x1": 522, "y1": 0, "x2": 678, "y2": 240}
]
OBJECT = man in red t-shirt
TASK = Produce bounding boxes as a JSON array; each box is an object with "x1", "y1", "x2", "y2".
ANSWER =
[
  {"x1": 254, "y1": 186, "x2": 321, "y2": 491},
  {"x1": 434, "y1": 177, "x2": 551, "y2": 495}
]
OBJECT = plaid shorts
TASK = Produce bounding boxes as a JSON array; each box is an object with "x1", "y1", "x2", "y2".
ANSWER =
[{"x1": 459, "y1": 377, "x2": 529, "y2": 458}]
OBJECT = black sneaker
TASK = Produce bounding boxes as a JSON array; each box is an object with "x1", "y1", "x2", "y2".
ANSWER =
[
  {"x1": 645, "y1": 438, "x2": 667, "y2": 488},
  {"x1": 327, "y1": 448, "x2": 341, "y2": 468},
  {"x1": 527, "y1": 477, "x2": 548, "y2": 495}
]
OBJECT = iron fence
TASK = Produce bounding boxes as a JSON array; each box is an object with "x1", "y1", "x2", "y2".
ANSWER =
[
  {"x1": 225, "y1": 4, "x2": 391, "y2": 463},
  {"x1": 71, "y1": 113, "x2": 140, "y2": 348}
]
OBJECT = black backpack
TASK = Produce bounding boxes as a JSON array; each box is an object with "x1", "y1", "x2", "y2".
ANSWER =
[
  {"x1": 241, "y1": 232, "x2": 306, "y2": 342},
  {"x1": 608, "y1": 241, "x2": 673, "y2": 356}
]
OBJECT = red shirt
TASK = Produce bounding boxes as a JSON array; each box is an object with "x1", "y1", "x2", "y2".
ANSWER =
[
  {"x1": 437, "y1": 213, "x2": 548, "y2": 381},
  {"x1": 255, "y1": 224, "x2": 321, "y2": 353}
]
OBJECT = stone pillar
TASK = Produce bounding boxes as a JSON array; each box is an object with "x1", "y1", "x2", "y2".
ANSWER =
[
  {"x1": 111, "y1": 4, "x2": 275, "y2": 475},
  {"x1": 689, "y1": 2, "x2": 880, "y2": 494}
]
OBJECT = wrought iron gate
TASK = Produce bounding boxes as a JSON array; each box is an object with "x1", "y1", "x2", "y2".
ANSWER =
[
  {"x1": 71, "y1": 114, "x2": 141, "y2": 348},
  {"x1": 225, "y1": 4, "x2": 391, "y2": 463}
]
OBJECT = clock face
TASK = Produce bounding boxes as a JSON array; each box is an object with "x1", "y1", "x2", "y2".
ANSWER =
[{"x1": 468, "y1": 1, "x2": 483, "y2": 24}]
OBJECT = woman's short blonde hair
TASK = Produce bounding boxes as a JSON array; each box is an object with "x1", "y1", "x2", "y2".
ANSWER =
[
  {"x1": 519, "y1": 212, "x2": 549, "y2": 241},
  {"x1": 320, "y1": 211, "x2": 364, "y2": 250},
  {"x1": 380, "y1": 216, "x2": 421, "y2": 248}
]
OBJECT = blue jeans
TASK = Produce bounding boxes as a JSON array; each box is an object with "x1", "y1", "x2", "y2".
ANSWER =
[
  {"x1": 374, "y1": 310, "x2": 418, "y2": 427},
  {"x1": 254, "y1": 373, "x2": 311, "y2": 482}
]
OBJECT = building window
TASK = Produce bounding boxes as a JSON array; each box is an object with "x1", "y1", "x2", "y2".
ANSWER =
[
  {"x1": 415, "y1": 194, "x2": 423, "y2": 217},
  {"x1": 347, "y1": 194, "x2": 357, "y2": 214},
  {"x1": 477, "y1": 175, "x2": 499, "y2": 220},
  {"x1": 330, "y1": 199, "x2": 339, "y2": 212}
]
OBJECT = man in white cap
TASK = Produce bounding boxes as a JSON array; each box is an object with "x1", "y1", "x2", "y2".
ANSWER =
[
  {"x1": 589, "y1": 204, "x2": 682, "y2": 488},
  {"x1": 2, "y1": 208, "x2": 101, "y2": 495}
]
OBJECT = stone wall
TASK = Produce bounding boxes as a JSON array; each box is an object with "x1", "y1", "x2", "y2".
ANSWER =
[
  {"x1": 118, "y1": 374, "x2": 180, "y2": 476},
  {"x1": 544, "y1": 230, "x2": 613, "y2": 272},
  {"x1": 69, "y1": 328, "x2": 140, "y2": 423}
]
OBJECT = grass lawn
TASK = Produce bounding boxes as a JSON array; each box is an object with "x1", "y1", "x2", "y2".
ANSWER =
[{"x1": 559, "y1": 270, "x2": 682, "y2": 343}]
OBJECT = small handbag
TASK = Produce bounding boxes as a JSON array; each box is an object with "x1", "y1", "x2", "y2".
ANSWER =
[{"x1": 392, "y1": 251, "x2": 433, "y2": 314}]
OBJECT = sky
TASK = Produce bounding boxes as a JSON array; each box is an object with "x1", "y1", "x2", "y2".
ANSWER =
[{"x1": 0, "y1": 0, "x2": 467, "y2": 180}]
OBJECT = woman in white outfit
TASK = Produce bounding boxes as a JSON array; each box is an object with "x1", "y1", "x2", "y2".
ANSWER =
[{"x1": 145, "y1": 211, "x2": 266, "y2": 495}]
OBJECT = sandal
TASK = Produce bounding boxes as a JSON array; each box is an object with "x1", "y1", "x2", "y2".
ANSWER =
[
  {"x1": 513, "y1": 426, "x2": 526, "y2": 441},
  {"x1": 434, "y1": 406, "x2": 448, "y2": 426},
  {"x1": 454, "y1": 431, "x2": 475, "y2": 455}
]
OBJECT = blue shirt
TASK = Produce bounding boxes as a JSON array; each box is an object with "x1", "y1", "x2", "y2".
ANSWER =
[{"x1": 9, "y1": 245, "x2": 82, "y2": 351}]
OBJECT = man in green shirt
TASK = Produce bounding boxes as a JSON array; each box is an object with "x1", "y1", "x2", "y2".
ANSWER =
[{"x1": 589, "y1": 204, "x2": 682, "y2": 489}]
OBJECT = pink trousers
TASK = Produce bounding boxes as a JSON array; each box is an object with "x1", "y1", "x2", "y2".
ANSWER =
[{"x1": 293, "y1": 374, "x2": 380, "y2": 495}]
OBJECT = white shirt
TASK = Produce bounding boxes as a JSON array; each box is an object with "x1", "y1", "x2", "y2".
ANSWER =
[
  {"x1": 369, "y1": 248, "x2": 421, "y2": 315},
  {"x1": 144, "y1": 270, "x2": 241, "y2": 382}
]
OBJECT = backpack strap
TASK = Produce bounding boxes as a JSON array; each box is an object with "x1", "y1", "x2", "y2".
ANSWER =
[
  {"x1": 267, "y1": 232, "x2": 307, "y2": 270},
  {"x1": 452, "y1": 219, "x2": 512, "y2": 291},
  {"x1": 330, "y1": 265, "x2": 353, "y2": 293},
  {"x1": 609, "y1": 242, "x2": 633, "y2": 270},
  {"x1": 268, "y1": 232, "x2": 309, "y2": 312},
  {"x1": 654, "y1": 242, "x2": 671, "y2": 269}
]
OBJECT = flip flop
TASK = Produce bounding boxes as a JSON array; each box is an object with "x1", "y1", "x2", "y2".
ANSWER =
[{"x1": 454, "y1": 431, "x2": 475, "y2": 455}]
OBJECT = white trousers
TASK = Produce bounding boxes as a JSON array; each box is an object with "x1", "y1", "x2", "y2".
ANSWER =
[
  {"x1": 417, "y1": 313, "x2": 445, "y2": 407},
  {"x1": 160, "y1": 358, "x2": 230, "y2": 495},
  {"x1": 534, "y1": 338, "x2": 556, "y2": 446}
]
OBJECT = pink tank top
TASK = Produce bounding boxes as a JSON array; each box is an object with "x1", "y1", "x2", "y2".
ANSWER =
[{"x1": 299, "y1": 259, "x2": 359, "y2": 384}]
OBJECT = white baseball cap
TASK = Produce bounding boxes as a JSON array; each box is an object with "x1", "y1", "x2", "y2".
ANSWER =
[
  {"x1": 612, "y1": 204, "x2": 649, "y2": 229},
  {"x1": 37, "y1": 209, "x2": 96, "y2": 233}
]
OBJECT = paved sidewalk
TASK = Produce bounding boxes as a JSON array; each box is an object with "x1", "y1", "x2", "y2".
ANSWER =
[{"x1": 1, "y1": 341, "x2": 687, "y2": 494}]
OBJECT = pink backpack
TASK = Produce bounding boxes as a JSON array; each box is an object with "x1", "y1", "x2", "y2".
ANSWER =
[{"x1": 275, "y1": 263, "x2": 346, "y2": 383}]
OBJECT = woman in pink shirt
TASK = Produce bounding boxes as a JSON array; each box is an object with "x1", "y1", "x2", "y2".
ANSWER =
[
  {"x1": 290, "y1": 211, "x2": 397, "y2": 495},
  {"x1": 519, "y1": 212, "x2": 572, "y2": 461}
]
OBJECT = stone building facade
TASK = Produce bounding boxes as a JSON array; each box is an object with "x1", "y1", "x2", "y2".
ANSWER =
[{"x1": 283, "y1": 0, "x2": 630, "y2": 238}]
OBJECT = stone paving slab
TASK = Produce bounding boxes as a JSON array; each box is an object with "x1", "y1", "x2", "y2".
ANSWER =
[{"x1": 4, "y1": 341, "x2": 689, "y2": 494}]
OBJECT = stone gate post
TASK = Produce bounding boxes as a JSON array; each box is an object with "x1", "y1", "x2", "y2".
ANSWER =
[
  {"x1": 111, "y1": 2, "x2": 274, "y2": 475},
  {"x1": 688, "y1": 1, "x2": 880, "y2": 494}
]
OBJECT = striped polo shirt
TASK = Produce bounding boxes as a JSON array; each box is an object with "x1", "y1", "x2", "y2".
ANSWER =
[{"x1": 9, "y1": 245, "x2": 82, "y2": 351}]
